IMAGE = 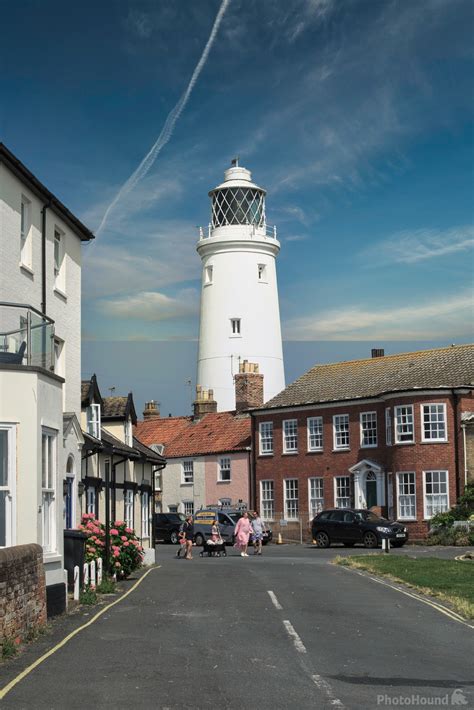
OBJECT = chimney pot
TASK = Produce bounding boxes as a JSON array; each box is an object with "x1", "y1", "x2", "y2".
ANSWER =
[
  {"x1": 235, "y1": 362, "x2": 264, "y2": 412},
  {"x1": 143, "y1": 400, "x2": 160, "y2": 419},
  {"x1": 193, "y1": 386, "x2": 217, "y2": 419}
]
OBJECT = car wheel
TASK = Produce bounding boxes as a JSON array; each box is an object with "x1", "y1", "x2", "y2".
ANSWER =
[
  {"x1": 363, "y1": 531, "x2": 379, "y2": 549},
  {"x1": 170, "y1": 531, "x2": 179, "y2": 545},
  {"x1": 343, "y1": 542, "x2": 355, "y2": 547},
  {"x1": 391, "y1": 541, "x2": 405, "y2": 548},
  {"x1": 315, "y1": 531, "x2": 330, "y2": 548},
  {"x1": 195, "y1": 533, "x2": 204, "y2": 546}
]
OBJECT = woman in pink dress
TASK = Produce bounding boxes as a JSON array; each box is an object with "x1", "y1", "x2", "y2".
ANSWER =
[{"x1": 234, "y1": 512, "x2": 252, "y2": 557}]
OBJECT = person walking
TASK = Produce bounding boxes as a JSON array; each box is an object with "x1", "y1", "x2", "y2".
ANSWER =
[
  {"x1": 251, "y1": 510, "x2": 264, "y2": 556},
  {"x1": 183, "y1": 515, "x2": 194, "y2": 560},
  {"x1": 234, "y1": 511, "x2": 252, "y2": 557},
  {"x1": 176, "y1": 520, "x2": 186, "y2": 558}
]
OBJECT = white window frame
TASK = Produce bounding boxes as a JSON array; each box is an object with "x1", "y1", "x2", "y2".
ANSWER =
[
  {"x1": 308, "y1": 477, "x2": 324, "y2": 518},
  {"x1": 124, "y1": 418, "x2": 133, "y2": 447},
  {"x1": 124, "y1": 488, "x2": 134, "y2": 529},
  {"x1": 20, "y1": 196, "x2": 32, "y2": 269},
  {"x1": 360, "y1": 411, "x2": 377, "y2": 448},
  {"x1": 204, "y1": 265, "x2": 213, "y2": 285},
  {"x1": 396, "y1": 472, "x2": 416, "y2": 520},
  {"x1": 168, "y1": 505, "x2": 178, "y2": 513},
  {"x1": 183, "y1": 500, "x2": 194, "y2": 516},
  {"x1": 259, "y1": 421, "x2": 274, "y2": 455},
  {"x1": 86, "y1": 486, "x2": 96, "y2": 516},
  {"x1": 42, "y1": 428, "x2": 57, "y2": 553},
  {"x1": 385, "y1": 408, "x2": 392, "y2": 446},
  {"x1": 218, "y1": 457, "x2": 231, "y2": 482},
  {"x1": 257, "y1": 264, "x2": 267, "y2": 282},
  {"x1": 284, "y1": 478, "x2": 299, "y2": 520},
  {"x1": 141, "y1": 491, "x2": 150, "y2": 538},
  {"x1": 423, "y1": 470, "x2": 449, "y2": 519},
  {"x1": 230, "y1": 318, "x2": 241, "y2": 336},
  {"x1": 0, "y1": 424, "x2": 16, "y2": 548},
  {"x1": 333, "y1": 414, "x2": 350, "y2": 450},
  {"x1": 283, "y1": 419, "x2": 298, "y2": 454},
  {"x1": 334, "y1": 476, "x2": 351, "y2": 508},
  {"x1": 87, "y1": 403, "x2": 101, "y2": 439},
  {"x1": 307, "y1": 417, "x2": 323, "y2": 452},
  {"x1": 182, "y1": 460, "x2": 194, "y2": 485},
  {"x1": 260, "y1": 480, "x2": 275, "y2": 521},
  {"x1": 53, "y1": 226, "x2": 66, "y2": 291},
  {"x1": 394, "y1": 405, "x2": 414, "y2": 444},
  {"x1": 421, "y1": 404, "x2": 447, "y2": 443}
]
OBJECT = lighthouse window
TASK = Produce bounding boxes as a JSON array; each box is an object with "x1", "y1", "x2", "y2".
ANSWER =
[
  {"x1": 231, "y1": 318, "x2": 241, "y2": 335},
  {"x1": 205, "y1": 265, "x2": 213, "y2": 284},
  {"x1": 258, "y1": 264, "x2": 267, "y2": 281},
  {"x1": 212, "y1": 188, "x2": 265, "y2": 228}
]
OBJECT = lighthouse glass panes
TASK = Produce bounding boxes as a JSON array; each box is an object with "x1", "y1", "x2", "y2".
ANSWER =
[{"x1": 212, "y1": 188, "x2": 265, "y2": 227}]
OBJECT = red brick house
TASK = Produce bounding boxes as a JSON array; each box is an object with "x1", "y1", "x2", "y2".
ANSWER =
[{"x1": 250, "y1": 345, "x2": 474, "y2": 539}]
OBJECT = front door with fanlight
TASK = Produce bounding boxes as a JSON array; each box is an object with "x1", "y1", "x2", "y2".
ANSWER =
[{"x1": 366, "y1": 471, "x2": 377, "y2": 508}]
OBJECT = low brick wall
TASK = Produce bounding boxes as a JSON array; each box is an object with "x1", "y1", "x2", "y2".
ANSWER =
[{"x1": 0, "y1": 544, "x2": 46, "y2": 647}]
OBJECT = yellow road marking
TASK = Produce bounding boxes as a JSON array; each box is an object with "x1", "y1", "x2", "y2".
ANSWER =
[
  {"x1": 0, "y1": 566, "x2": 159, "y2": 700},
  {"x1": 339, "y1": 565, "x2": 474, "y2": 630}
]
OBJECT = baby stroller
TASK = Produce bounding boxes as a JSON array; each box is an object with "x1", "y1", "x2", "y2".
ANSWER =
[{"x1": 199, "y1": 523, "x2": 227, "y2": 557}]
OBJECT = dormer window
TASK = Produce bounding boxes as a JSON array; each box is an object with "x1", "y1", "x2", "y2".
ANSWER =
[
  {"x1": 124, "y1": 418, "x2": 133, "y2": 447},
  {"x1": 87, "y1": 404, "x2": 101, "y2": 439}
]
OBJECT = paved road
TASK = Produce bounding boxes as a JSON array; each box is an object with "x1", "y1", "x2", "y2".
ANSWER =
[{"x1": 1, "y1": 544, "x2": 473, "y2": 710}]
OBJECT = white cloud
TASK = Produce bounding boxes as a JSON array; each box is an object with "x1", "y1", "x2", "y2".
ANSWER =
[
  {"x1": 359, "y1": 226, "x2": 474, "y2": 266},
  {"x1": 98, "y1": 288, "x2": 200, "y2": 322},
  {"x1": 283, "y1": 290, "x2": 474, "y2": 340}
]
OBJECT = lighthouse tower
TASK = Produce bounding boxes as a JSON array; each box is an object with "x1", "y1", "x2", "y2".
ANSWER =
[{"x1": 196, "y1": 160, "x2": 285, "y2": 411}]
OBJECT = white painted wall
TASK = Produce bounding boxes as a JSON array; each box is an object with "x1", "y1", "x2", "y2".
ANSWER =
[{"x1": 161, "y1": 458, "x2": 206, "y2": 513}]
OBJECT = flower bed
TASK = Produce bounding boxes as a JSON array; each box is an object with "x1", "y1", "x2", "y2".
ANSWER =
[{"x1": 78, "y1": 514, "x2": 144, "y2": 578}]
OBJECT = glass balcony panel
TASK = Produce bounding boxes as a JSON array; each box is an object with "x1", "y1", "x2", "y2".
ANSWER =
[{"x1": 0, "y1": 303, "x2": 55, "y2": 369}]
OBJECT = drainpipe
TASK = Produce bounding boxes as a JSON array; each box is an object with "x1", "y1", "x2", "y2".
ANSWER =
[
  {"x1": 249, "y1": 413, "x2": 256, "y2": 509},
  {"x1": 41, "y1": 203, "x2": 50, "y2": 315},
  {"x1": 452, "y1": 390, "x2": 461, "y2": 500},
  {"x1": 461, "y1": 424, "x2": 468, "y2": 487}
]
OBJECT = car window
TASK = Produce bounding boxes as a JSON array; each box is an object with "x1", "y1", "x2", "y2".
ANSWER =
[
  {"x1": 329, "y1": 511, "x2": 345, "y2": 522},
  {"x1": 343, "y1": 512, "x2": 355, "y2": 523},
  {"x1": 318, "y1": 511, "x2": 332, "y2": 521},
  {"x1": 218, "y1": 513, "x2": 232, "y2": 525}
]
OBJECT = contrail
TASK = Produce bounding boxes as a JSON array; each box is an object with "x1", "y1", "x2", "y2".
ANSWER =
[{"x1": 95, "y1": 0, "x2": 230, "y2": 237}]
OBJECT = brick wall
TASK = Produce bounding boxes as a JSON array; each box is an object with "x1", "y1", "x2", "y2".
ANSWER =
[
  {"x1": 254, "y1": 392, "x2": 466, "y2": 540},
  {"x1": 0, "y1": 544, "x2": 46, "y2": 647}
]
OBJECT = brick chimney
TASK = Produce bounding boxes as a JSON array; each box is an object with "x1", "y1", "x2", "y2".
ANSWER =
[
  {"x1": 371, "y1": 348, "x2": 385, "y2": 358},
  {"x1": 193, "y1": 386, "x2": 217, "y2": 420},
  {"x1": 234, "y1": 361, "x2": 264, "y2": 413},
  {"x1": 143, "y1": 400, "x2": 160, "y2": 419}
]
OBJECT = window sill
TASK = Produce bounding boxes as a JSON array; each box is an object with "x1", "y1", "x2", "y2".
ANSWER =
[
  {"x1": 180, "y1": 482, "x2": 193, "y2": 487},
  {"x1": 360, "y1": 445, "x2": 378, "y2": 449},
  {"x1": 19, "y1": 262, "x2": 34, "y2": 276},
  {"x1": 43, "y1": 552, "x2": 61, "y2": 563},
  {"x1": 282, "y1": 451, "x2": 298, "y2": 456},
  {"x1": 54, "y1": 286, "x2": 67, "y2": 302},
  {"x1": 229, "y1": 335, "x2": 242, "y2": 339},
  {"x1": 394, "y1": 441, "x2": 415, "y2": 446},
  {"x1": 259, "y1": 452, "x2": 274, "y2": 457},
  {"x1": 307, "y1": 449, "x2": 323, "y2": 454},
  {"x1": 397, "y1": 518, "x2": 417, "y2": 522},
  {"x1": 217, "y1": 479, "x2": 231, "y2": 484},
  {"x1": 420, "y1": 440, "x2": 448, "y2": 444},
  {"x1": 332, "y1": 448, "x2": 350, "y2": 453}
]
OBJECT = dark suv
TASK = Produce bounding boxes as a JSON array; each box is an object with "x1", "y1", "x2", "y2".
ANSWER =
[
  {"x1": 311, "y1": 509, "x2": 408, "y2": 549},
  {"x1": 153, "y1": 513, "x2": 185, "y2": 544}
]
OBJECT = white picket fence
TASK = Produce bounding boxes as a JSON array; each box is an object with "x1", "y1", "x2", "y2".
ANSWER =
[{"x1": 73, "y1": 558, "x2": 103, "y2": 601}]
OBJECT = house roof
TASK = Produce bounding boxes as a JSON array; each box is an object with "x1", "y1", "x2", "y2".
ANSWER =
[
  {"x1": 102, "y1": 394, "x2": 137, "y2": 425},
  {"x1": 132, "y1": 436, "x2": 166, "y2": 465},
  {"x1": 0, "y1": 143, "x2": 94, "y2": 242},
  {"x1": 100, "y1": 428, "x2": 140, "y2": 458},
  {"x1": 257, "y1": 344, "x2": 474, "y2": 411},
  {"x1": 135, "y1": 411, "x2": 251, "y2": 458},
  {"x1": 81, "y1": 374, "x2": 103, "y2": 407}
]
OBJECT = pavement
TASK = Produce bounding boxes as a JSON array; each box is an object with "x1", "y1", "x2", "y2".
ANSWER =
[{"x1": 0, "y1": 543, "x2": 473, "y2": 710}]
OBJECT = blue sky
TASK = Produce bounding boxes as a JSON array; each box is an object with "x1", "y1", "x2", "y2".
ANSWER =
[{"x1": 1, "y1": 0, "x2": 473, "y2": 414}]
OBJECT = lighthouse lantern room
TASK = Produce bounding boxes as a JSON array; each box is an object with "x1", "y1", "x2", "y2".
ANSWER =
[{"x1": 196, "y1": 160, "x2": 285, "y2": 411}]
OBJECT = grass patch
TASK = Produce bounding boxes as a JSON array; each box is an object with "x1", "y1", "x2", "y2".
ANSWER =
[
  {"x1": 334, "y1": 555, "x2": 474, "y2": 619},
  {"x1": 79, "y1": 586, "x2": 98, "y2": 605},
  {"x1": 96, "y1": 577, "x2": 116, "y2": 594}
]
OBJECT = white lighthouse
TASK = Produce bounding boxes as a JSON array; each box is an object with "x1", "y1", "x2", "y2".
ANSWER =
[{"x1": 196, "y1": 160, "x2": 285, "y2": 411}]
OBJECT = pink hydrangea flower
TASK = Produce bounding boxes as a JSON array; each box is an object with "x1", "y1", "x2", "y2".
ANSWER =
[
  {"x1": 125, "y1": 527, "x2": 133, "y2": 534},
  {"x1": 123, "y1": 541, "x2": 129, "y2": 547},
  {"x1": 110, "y1": 528, "x2": 119, "y2": 535},
  {"x1": 114, "y1": 521, "x2": 124, "y2": 526},
  {"x1": 121, "y1": 535, "x2": 127, "y2": 541}
]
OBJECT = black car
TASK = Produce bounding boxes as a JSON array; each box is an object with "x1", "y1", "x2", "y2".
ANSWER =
[
  {"x1": 311, "y1": 509, "x2": 408, "y2": 549},
  {"x1": 153, "y1": 513, "x2": 185, "y2": 544}
]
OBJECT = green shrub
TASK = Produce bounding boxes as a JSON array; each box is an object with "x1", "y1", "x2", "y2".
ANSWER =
[
  {"x1": 430, "y1": 483, "x2": 474, "y2": 531},
  {"x1": 80, "y1": 586, "x2": 98, "y2": 605},
  {"x1": 78, "y1": 514, "x2": 144, "y2": 578},
  {"x1": 96, "y1": 577, "x2": 116, "y2": 594},
  {"x1": 1, "y1": 637, "x2": 20, "y2": 659},
  {"x1": 427, "y1": 526, "x2": 472, "y2": 546}
]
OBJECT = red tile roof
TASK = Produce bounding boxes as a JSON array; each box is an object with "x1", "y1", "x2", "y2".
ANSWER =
[{"x1": 135, "y1": 412, "x2": 251, "y2": 458}]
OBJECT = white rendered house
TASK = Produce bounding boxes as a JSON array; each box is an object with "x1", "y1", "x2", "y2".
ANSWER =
[
  {"x1": 196, "y1": 161, "x2": 285, "y2": 411},
  {"x1": 0, "y1": 143, "x2": 93, "y2": 615}
]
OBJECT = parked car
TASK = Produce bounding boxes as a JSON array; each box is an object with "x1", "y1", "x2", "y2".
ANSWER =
[
  {"x1": 193, "y1": 508, "x2": 273, "y2": 546},
  {"x1": 311, "y1": 509, "x2": 408, "y2": 549},
  {"x1": 153, "y1": 513, "x2": 185, "y2": 544}
]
